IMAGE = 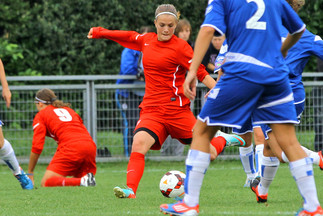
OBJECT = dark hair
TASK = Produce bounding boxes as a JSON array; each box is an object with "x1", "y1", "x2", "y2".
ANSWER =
[
  {"x1": 174, "y1": 19, "x2": 191, "y2": 37},
  {"x1": 155, "y1": 4, "x2": 180, "y2": 20},
  {"x1": 35, "y1": 88, "x2": 70, "y2": 108},
  {"x1": 139, "y1": 26, "x2": 154, "y2": 34}
]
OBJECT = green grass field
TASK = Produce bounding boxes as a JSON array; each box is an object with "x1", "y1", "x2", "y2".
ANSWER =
[{"x1": 0, "y1": 159, "x2": 322, "y2": 216}]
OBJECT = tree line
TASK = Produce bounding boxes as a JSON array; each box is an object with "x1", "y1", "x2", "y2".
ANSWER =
[{"x1": 0, "y1": 0, "x2": 322, "y2": 77}]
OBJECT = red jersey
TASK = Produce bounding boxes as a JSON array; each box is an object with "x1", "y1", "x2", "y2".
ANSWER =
[
  {"x1": 32, "y1": 105, "x2": 95, "y2": 154},
  {"x1": 92, "y1": 28, "x2": 209, "y2": 109}
]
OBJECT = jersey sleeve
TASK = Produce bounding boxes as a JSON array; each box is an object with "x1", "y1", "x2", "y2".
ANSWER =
[
  {"x1": 31, "y1": 114, "x2": 47, "y2": 155},
  {"x1": 312, "y1": 35, "x2": 323, "y2": 60},
  {"x1": 281, "y1": 0, "x2": 305, "y2": 35},
  {"x1": 92, "y1": 27, "x2": 144, "y2": 51},
  {"x1": 201, "y1": 0, "x2": 226, "y2": 36},
  {"x1": 177, "y1": 42, "x2": 209, "y2": 82}
]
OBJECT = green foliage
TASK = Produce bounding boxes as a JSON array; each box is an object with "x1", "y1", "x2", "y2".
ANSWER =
[{"x1": 0, "y1": 0, "x2": 322, "y2": 76}]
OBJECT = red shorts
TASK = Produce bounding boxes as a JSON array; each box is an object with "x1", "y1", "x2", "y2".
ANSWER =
[
  {"x1": 134, "y1": 105, "x2": 196, "y2": 150},
  {"x1": 47, "y1": 141, "x2": 97, "y2": 178}
]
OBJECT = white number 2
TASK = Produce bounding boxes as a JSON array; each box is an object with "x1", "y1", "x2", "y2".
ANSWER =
[
  {"x1": 246, "y1": 0, "x2": 266, "y2": 30},
  {"x1": 54, "y1": 108, "x2": 72, "y2": 122}
]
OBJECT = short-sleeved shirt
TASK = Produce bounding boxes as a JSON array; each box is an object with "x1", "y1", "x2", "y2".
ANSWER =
[
  {"x1": 202, "y1": 0, "x2": 305, "y2": 84},
  {"x1": 32, "y1": 105, "x2": 95, "y2": 155}
]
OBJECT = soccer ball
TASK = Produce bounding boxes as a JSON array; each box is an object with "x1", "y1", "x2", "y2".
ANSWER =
[{"x1": 159, "y1": 170, "x2": 186, "y2": 198}]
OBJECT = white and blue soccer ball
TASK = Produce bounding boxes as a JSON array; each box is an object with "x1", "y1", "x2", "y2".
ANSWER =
[{"x1": 159, "y1": 170, "x2": 186, "y2": 198}]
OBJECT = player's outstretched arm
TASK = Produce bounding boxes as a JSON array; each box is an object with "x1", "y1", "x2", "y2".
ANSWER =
[{"x1": 0, "y1": 59, "x2": 11, "y2": 108}]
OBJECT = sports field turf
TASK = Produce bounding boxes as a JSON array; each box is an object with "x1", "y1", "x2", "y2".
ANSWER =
[{"x1": 0, "y1": 159, "x2": 322, "y2": 215}]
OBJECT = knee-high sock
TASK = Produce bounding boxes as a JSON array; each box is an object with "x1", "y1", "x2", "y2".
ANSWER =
[
  {"x1": 210, "y1": 137, "x2": 226, "y2": 155},
  {"x1": 282, "y1": 146, "x2": 320, "y2": 166},
  {"x1": 255, "y1": 144, "x2": 264, "y2": 177},
  {"x1": 44, "y1": 176, "x2": 81, "y2": 187},
  {"x1": 258, "y1": 156, "x2": 279, "y2": 196},
  {"x1": 184, "y1": 149, "x2": 210, "y2": 207},
  {"x1": 239, "y1": 145, "x2": 256, "y2": 179},
  {"x1": 0, "y1": 139, "x2": 20, "y2": 175},
  {"x1": 126, "y1": 152, "x2": 145, "y2": 194},
  {"x1": 290, "y1": 157, "x2": 320, "y2": 212}
]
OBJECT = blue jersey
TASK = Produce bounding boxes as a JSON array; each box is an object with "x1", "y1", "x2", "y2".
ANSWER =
[
  {"x1": 202, "y1": 0, "x2": 305, "y2": 84},
  {"x1": 283, "y1": 28, "x2": 323, "y2": 87},
  {"x1": 116, "y1": 48, "x2": 140, "y2": 98}
]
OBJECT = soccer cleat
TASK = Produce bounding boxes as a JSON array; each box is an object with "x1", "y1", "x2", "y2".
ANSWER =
[
  {"x1": 318, "y1": 151, "x2": 323, "y2": 170},
  {"x1": 113, "y1": 186, "x2": 136, "y2": 199},
  {"x1": 295, "y1": 206, "x2": 323, "y2": 216},
  {"x1": 160, "y1": 201, "x2": 199, "y2": 216},
  {"x1": 250, "y1": 178, "x2": 267, "y2": 203},
  {"x1": 15, "y1": 168, "x2": 33, "y2": 190},
  {"x1": 80, "y1": 173, "x2": 96, "y2": 187},
  {"x1": 243, "y1": 177, "x2": 253, "y2": 188},
  {"x1": 215, "y1": 130, "x2": 245, "y2": 147}
]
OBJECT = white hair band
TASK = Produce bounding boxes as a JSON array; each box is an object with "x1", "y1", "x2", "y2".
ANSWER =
[
  {"x1": 155, "y1": 12, "x2": 177, "y2": 19},
  {"x1": 35, "y1": 96, "x2": 51, "y2": 104}
]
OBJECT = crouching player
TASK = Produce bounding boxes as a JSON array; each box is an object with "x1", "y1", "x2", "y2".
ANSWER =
[{"x1": 28, "y1": 88, "x2": 97, "y2": 187}]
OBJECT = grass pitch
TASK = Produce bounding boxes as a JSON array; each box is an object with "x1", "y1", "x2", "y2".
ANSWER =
[{"x1": 0, "y1": 159, "x2": 322, "y2": 216}]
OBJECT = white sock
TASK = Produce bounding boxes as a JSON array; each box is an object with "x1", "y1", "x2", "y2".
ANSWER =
[
  {"x1": 282, "y1": 146, "x2": 320, "y2": 165},
  {"x1": 239, "y1": 145, "x2": 256, "y2": 179},
  {"x1": 281, "y1": 151, "x2": 289, "y2": 163},
  {"x1": 184, "y1": 149, "x2": 210, "y2": 207},
  {"x1": 258, "y1": 156, "x2": 279, "y2": 196},
  {"x1": 0, "y1": 139, "x2": 21, "y2": 175},
  {"x1": 255, "y1": 144, "x2": 264, "y2": 177},
  {"x1": 301, "y1": 146, "x2": 320, "y2": 165},
  {"x1": 290, "y1": 157, "x2": 320, "y2": 212}
]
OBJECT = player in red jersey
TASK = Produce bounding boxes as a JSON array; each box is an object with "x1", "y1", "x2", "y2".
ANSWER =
[
  {"x1": 88, "y1": 4, "x2": 245, "y2": 199},
  {"x1": 27, "y1": 88, "x2": 97, "y2": 187}
]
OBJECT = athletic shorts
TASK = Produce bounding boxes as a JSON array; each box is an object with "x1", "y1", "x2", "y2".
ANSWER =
[
  {"x1": 231, "y1": 79, "x2": 304, "y2": 139},
  {"x1": 199, "y1": 73, "x2": 298, "y2": 129},
  {"x1": 134, "y1": 105, "x2": 195, "y2": 150},
  {"x1": 47, "y1": 141, "x2": 97, "y2": 178}
]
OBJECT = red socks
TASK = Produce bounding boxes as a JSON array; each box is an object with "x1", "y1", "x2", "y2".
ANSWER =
[
  {"x1": 44, "y1": 176, "x2": 81, "y2": 187},
  {"x1": 210, "y1": 137, "x2": 226, "y2": 155},
  {"x1": 126, "y1": 152, "x2": 145, "y2": 194}
]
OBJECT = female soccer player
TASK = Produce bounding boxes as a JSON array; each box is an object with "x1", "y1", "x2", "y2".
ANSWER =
[
  {"x1": 27, "y1": 88, "x2": 97, "y2": 187},
  {"x1": 0, "y1": 59, "x2": 33, "y2": 190},
  {"x1": 160, "y1": 0, "x2": 322, "y2": 215},
  {"x1": 88, "y1": 4, "x2": 245, "y2": 199}
]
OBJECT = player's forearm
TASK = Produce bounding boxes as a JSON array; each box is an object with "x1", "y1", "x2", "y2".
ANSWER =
[
  {"x1": 281, "y1": 29, "x2": 305, "y2": 57},
  {"x1": 190, "y1": 27, "x2": 215, "y2": 74},
  {"x1": 0, "y1": 59, "x2": 9, "y2": 89},
  {"x1": 202, "y1": 75, "x2": 216, "y2": 90},
  {"x1": 28, "y1": 152, "x2": 40, "y2": 174}
]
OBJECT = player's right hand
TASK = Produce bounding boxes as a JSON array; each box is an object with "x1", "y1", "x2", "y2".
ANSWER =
[{"x1": 184, "y1": 71, "x2": 197, "y2": 100}]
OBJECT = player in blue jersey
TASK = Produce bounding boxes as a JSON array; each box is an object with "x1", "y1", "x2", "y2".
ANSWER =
[{"x1": 160, "y1": 0, "x2": 322, "y2": 215}]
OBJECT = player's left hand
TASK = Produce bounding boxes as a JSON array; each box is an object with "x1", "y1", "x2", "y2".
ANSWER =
[
  {"x1": 2, "y1": 87, "x2": 11, "y2": 108},
  {"x1": 87, "y1": 28, "x2": 93, "y2": 39},
  {"x1": 184, "y1": 72, "x2": 197, "y2": 100}
]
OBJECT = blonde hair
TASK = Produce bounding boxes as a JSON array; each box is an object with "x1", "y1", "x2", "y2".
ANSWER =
[
  {"x1": 35, "y1": 88, "x2": 70, "y2": 108},
  {"x1": 174, "y1": 19, "x2": 191, "y2": 37},
  {"x1": 286, "y1": 0, "x2": 305, "y2": 12},
  {"x1": 155, "y1": 4, "x2": 180, "y2": 20}
]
